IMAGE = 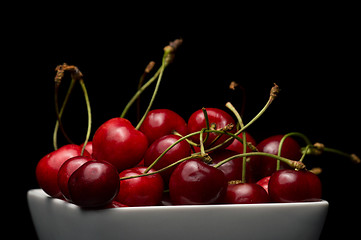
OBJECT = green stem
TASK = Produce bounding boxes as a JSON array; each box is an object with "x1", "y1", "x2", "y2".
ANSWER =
[
  {"x1": 120, "y1": 155, "x2": 203, "y2": 181},
  {"x1": 135, "y1": 51, "x2": 168, "y2": 130},
  {"x1": 277, "y1": 132, "x2": 312, "y2": 170},
  {"x1": 213, "y1": 152, "x2": 306, "y2": 170},
  {"x1": 226, "y1": 102, "x2": 247, "y2": 183},
  {"x1": 53, "y1": 78, "x2": 76, "y2": 150},
  {"x1": 79, "y1": 79, "x2": 92, "y2": 156},
  {"x1": 120, "y1": 67, "x2": 162, "y2": 118}
]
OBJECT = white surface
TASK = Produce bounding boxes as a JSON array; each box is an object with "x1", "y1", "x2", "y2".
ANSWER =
[{"x1": 28, "y1": 189, "x2": 328, "y2": 240}]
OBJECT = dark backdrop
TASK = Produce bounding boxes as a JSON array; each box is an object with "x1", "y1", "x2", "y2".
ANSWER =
[{"x1": 7, "y1": 6, "x2": 359, "y2": 239}]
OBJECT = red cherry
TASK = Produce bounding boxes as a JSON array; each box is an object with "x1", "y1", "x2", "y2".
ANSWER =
[
  {"x1": 68, "y1": 160, "x2": 120, "y2": 208},
  {"x1": 57, "y1": 156, "x2": 92, "y2": 201},
  {"x1": 139, "y1": 109, "x2": 189, "y2": 144},
  {"x1": 250, "y1": 135, "x2": 302, "y2": 181},
  {"x1": 226, "y1": 183, "x2": 270, "y2": 204},
  {"x1": 92, "y1": 118, "x2": 148, "y2": 172},
  {"x1": 36, "y1": 144, "x2": 90, "y2": 198},
  {"x1": 143, "y1": 134, "x2": 191, "y2": 184},
  {"x1": 268, "y1": 169, "x2": 322, "y2": 203},
  {"x1": 187, "y1": 108, "x2": 236, "y2": 149},
  {"x1": 226, "y1": 132, "x2": 257, "y2": 153},
  {"x1": 209, "y1": 149, "x2": 254, "y2": 182},
  {"x1": 169, "y1": 159, "x2": 227, "y2": 205},
  {"x1": 256, "y1": 176, "x2": 271, "y2": 194},
  {"x1": 116, "y1": 167, "x2": 164, "y2": 206}
]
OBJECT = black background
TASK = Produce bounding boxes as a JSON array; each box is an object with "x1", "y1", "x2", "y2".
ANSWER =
[{"x1": 6, "y1": 4, "x2": 359, "y2": 239}]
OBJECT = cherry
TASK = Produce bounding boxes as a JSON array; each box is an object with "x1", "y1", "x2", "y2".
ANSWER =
[
  {"x1": 68, "y1": 160, "x2": 120, "y2": 208},
  {"x1": 250, "y1": 135, "x2": 302, "y2": 181},
  {"x1": 268, "y1": 169, "x2": 322, "y2": 203},
  {"x1": 226, "y1": 182, "x2": 270, "y2": 204},
  {"x1": 143, "y1": 134, "x2": 191, "y2": 184},
  {"x1": 169, "y1": 159, "x2": 227, "y2": 205},
  {"x1": 256, "y1": 176, "x2": 271, "y2": 194},
  {"x1": 209, "y1": 149, "x2": 254, "y2": 182},
  {"x1": 226, "y1": 132, "x2": 257, "y2": 153},
  {"x1": 187, "y1": 108, "x2": 236, "y2": 149},
  {"x1": 116, "y1": 167, "x2": 164, "y2": 206},
  {"x1": 92, "y1": 118, "x2": 148, "y2": 172},
  {"x1": 139, "y1": 109, "x2": 189, "y2": 144},
  {"x1": 57, "y1": 156, "x2": 92, "y2": 201},
  {"x1": 36, "y1": 144, "x2": 90, "y2": 198}
]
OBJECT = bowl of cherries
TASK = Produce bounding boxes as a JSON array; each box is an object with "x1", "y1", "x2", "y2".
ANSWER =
[{"x1": 28, "y1": 39, "x2": 358, "y2": 240}]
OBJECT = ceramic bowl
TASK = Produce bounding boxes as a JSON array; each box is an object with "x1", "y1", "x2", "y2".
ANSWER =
[{"x1": 28, "y1": 189, "x2": 328, "y2": 240}]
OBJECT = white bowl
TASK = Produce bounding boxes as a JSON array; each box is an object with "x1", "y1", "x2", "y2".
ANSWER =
[{"x1": 28, "y1": 189, "x2": 328, "y2": 240}]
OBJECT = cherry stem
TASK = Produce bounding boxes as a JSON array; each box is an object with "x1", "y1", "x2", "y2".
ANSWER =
[
  {"x1": 226, "y1": 102, "x2": 247, "y2": 183},
  {"x1": 53, "y1": 78, "x2": 76, "y2": 150},
  {"x1": 79, "y1": 79, "x2": 92, "y2": 156},
  {"x1": 120, "y1": 66, "x2": 162, "y2": 118},
  {"x1": 137, "y1": 61, "x2": 156, "y2": 121},
  {"x1": 213, "y1": 152, "x2": 306, "y2": 170},
  {"x1": 206, "y1": 83, "x2": 279, "y2": 152},
  {"x1": 277, "y1": 132, "x2": 312, "y2": 170},
  {"x1": 135, "y1": 48, "x2": 169, "y2": 130},
  {"x1": 120, "y1": 154, "x2": 204, "y2": 181}
]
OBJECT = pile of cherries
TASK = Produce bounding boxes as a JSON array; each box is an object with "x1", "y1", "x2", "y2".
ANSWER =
[{"x1": 36, "y1": 39, "x2": 358, "y2": 208}]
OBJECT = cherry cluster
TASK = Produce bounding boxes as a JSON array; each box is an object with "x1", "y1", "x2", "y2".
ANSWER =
[{"x1": 35, "y1": 39, "x2": 359, "y2": 208}]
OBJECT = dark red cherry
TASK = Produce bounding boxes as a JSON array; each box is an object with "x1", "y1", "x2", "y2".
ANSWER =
[
  {"x1": 57, "y1": 156, "x2": 92, "y2": 201},
  {"x1": 143, "y1": 134, "x2": 191, "y2": 184},
  {"x1": 68, "y1": 160, "x2": 120, "y2": 208},
  {"x1": 187, "y1": 108, "x2": 236, "y2": 149},
  {"x1": 169, "y1": 159, "x2": 227, "y2": 205},
  {"x1": 226, "y1": 132, "x2": 257, "y2": 153},
  {"x1": 209, "y1": 149, "x2": 254, "y2": 182},
  {"x1": 139, "y1": 109, "x2": 189, "y2": 144},
  {"x1": 226, "y1": 182, "x2": 270, "y2": 204},
  {"x1": 250, "y1": 135, "x2": 302, "y2": 181},
  {"x1": 92, "y1": 118, "x2": 148, "y2": 172},
  {"x1": 268, "y1": 169, "x2": 322, "y2": 203},
  {"x1": 116, "y1": 167, "x2": 164, "y2": 206},
  {"x1": 256, "y1": 176, "x2": 271, "y2": 194},
  {"x1": 36, "y1": 144, "x2": 90, "y2": 198}
]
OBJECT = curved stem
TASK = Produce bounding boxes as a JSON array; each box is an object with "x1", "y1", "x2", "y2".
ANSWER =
[
  {"x1": 135, "y1": 51, "x2": 168, "y2": 130},
  {"x1": 120, "y1": 67, "x2": 162, "y2": 118},
  {"x1": 53, "y1": 78, "x2": 76, "y2": 150},
  {"x1": 277, "y1": 132, "x2": 312, "y2": 170},
  {"x1": 213, "y1": 152, "x2": 306, "y2": 170},
  {"x1": 79, "y1": 79, "x2": 92, "y2": 156},
  {"x1": 226, "y1": 102, "x2": 247, "y2": 183}
]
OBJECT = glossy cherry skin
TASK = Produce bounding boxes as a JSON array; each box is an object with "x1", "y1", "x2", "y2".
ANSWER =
[
  {"x1": 169, "y1": 159, "x2": 227, "y2": 205},
  {"x1": 139, "y1": 109, "x2": 189, "y2": 144},
  {"x1": 226, "y1": 183, "x2": 270, "y2": 204},
  {"x1": 92, "y1": 118, "x2": 148, "y2": 172},
  {"x1": 36, "y1": 144, "x2": 90, "y2": 198},
  {"x1": 116, "y1": 167, "x2": 164, "y2": 206},
  {"x1": 143, "y1": 134, "x2": 191, "y2": 184},
  {"x1": 209, "y1": 149, "x2": 254, "y2": 182},
  {"x1": 226, "y1": 132, "x2": 257, "y2": 153},
  {"x1": 250, "y1": 135, "x2": 302, "y2": 181},
  {"x1": 57, "y1": 156, "x2": 92, "y2": 201},
  {"x1": 268, "y1": 169, "x2": 322, "y2": 203},
  {"x1": 256, "y1": 176, "x2": 271, "y2": 194},
  {"x1": 187, "y1": 108, "x2": 236, "y2": 149},
  {"x1": 68, "y1": 160, "x2": 120, "y2": 208}
]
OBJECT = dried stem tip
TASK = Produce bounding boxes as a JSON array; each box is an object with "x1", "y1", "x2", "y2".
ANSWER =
[
  {"x1": 351, "y1": 154, "x2": 361, "y2": 164},
  {"x1": 55, "y1": 63, "x2": 83, "y2": 84},
  {"x1": 270, "y1": 83, "x2": 280, "y2": 99}
]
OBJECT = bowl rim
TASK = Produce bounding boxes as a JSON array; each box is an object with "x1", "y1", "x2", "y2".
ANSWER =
[{"x1": 28, "y1": 188, "x2": 329, "y2": 211}]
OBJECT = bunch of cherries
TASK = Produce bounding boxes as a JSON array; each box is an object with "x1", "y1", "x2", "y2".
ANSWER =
[{"x1": 36, "y1": 39, "x2": 359, "y2": 208}]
